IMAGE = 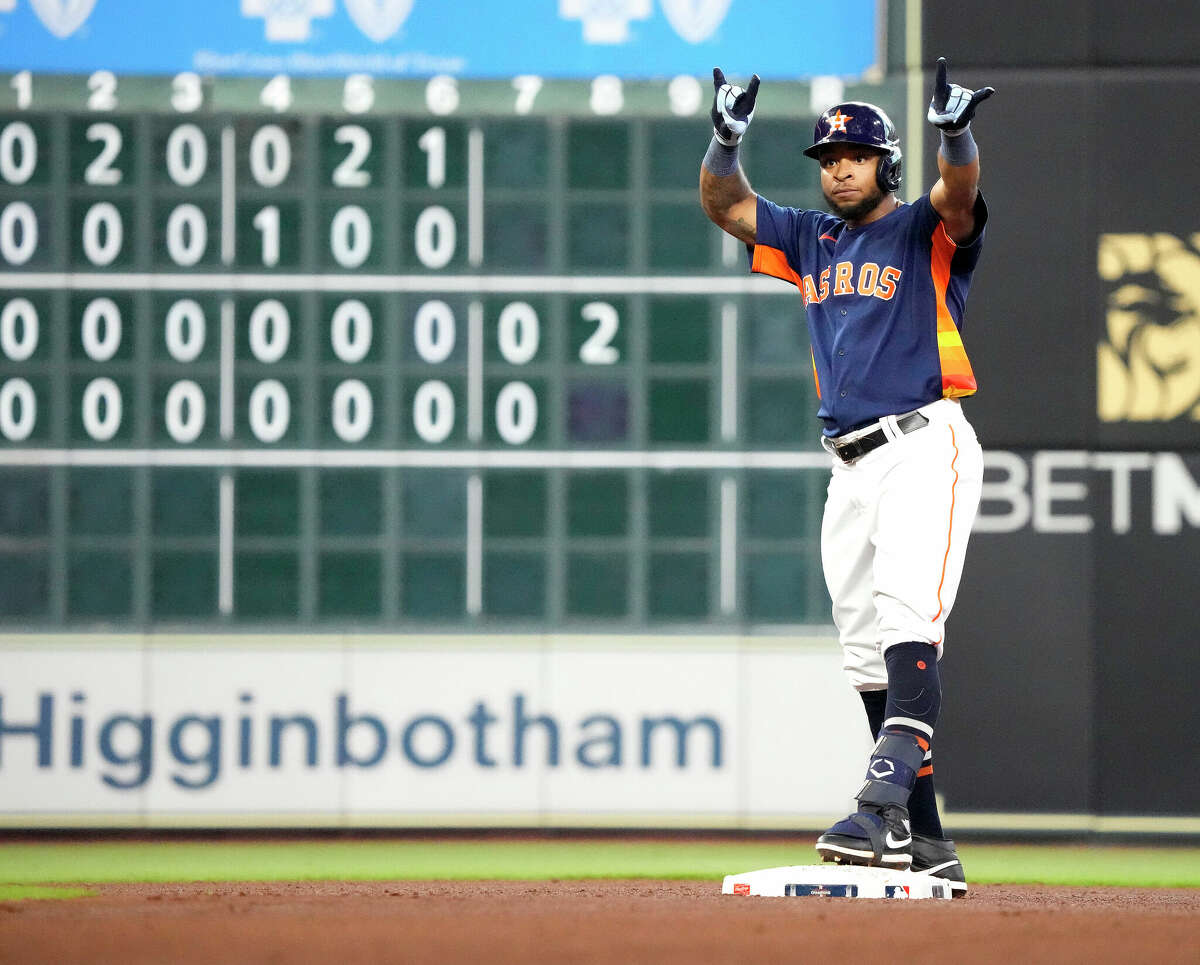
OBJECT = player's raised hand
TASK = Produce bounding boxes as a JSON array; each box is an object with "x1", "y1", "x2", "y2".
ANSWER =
[
  {"x1": 711, "y1": 67, "x2": 760, "y2": 146},
  {"x1": 926, "y1": 57, "x2": 994, "y2": 133}
]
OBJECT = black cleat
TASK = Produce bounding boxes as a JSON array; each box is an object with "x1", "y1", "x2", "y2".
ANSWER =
[
  {"x1": 910, "y1": 832, "x2": 967, "y2": 897},
  {"x1": 815, "y1": 803, "x2": 913, "y2": 869}
]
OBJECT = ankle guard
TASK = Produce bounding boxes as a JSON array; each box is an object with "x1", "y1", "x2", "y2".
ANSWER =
[{"x1": 856, "y1": 729, "x2": 927, "y2": 808}]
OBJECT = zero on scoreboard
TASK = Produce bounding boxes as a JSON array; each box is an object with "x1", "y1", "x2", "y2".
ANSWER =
[{"x1": 0, "y1": 71, "x2": 906, "y2": 629}]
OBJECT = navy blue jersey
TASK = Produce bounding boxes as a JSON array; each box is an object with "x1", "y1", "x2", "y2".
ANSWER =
[{"x1": 751, "y1": 192, "x2": 987, "y2": 436}]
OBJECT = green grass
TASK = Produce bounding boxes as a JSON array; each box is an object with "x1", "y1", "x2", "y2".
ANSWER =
[
  {"x1": 961, "y1": 845, "x2": 1200, "y2": 888},
  {"x1": 0, "y1": 884, "x2": 96, "y2": 901},
  {"x1": 0, "y1": 839, "x2": 1197, "y2": 891}
]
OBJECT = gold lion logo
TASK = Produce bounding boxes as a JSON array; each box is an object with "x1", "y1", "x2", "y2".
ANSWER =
[{"x1": 1098, "y1": 233, "x2": 1200, "y2": 422}]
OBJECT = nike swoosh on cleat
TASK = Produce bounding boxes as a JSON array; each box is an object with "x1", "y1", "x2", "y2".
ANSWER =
[
  {"x1": 885, "y1": 831, "x2": 912, "y2": 849},
  {"x1": 913, "y1": 860, "x2": 958, "y2": 876}
]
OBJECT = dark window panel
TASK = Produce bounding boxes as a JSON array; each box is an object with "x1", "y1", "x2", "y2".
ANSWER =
[
  {"x1": 483, "y1": 203, "x2": 549, "y2": 270},
  {"x1": 483, "y1": 471, "x2": 547, "y2": 538},
  {"x1": 648, "y1": 296, "x2": 711, "y2": 363},
  {"x1": 648, "y1": 120, "x2": 702, "y2": 188},
  {"x1": 68, "y1": 549, "x2": 131, "y2": 619},
  {"x1": 319, "y1": 469, "x2": 382, "y2": 536},
  {"x1": 566, "y1": 471, "x2": 628, "y2": 537},
  {"x1": 235, "y1": 551, "x2": 299, "y2": 619},
  {"x1": 318, "y1": 552, "x2": 381, "y2": 618},
  {"x1": 0, "y1": 552, "x2": 49, "y2": 618},
  {"x1": 403, "y1": 469, "x2": 466, "y2": 538},
  {"x1": 648, "y1": 472, "x2": 709, "y2": 538},
  {"x1": 567, "y1": 121, "x2": 628, "y2": 189},
  {"x1": 566, "y1": 552, "x2": 628, "y2": 618},
  {"x1": 484, "y1": 551, "x2": 546, "y2": 618},
  {"x1": 648, "y1": 379, "x2": 710, "y2": 444},
  {"x1": 648, "y1": 202, "x2": 712, "y2": 270},
  {"x1": 484, "y1": 120, "x2": 548, "y2": 188},
  {"x1": 402, "y1": 551, "x2": 465, "y2": 620},
  {"x1": 0, "y1": 469, "x2": 49, "y2": 537},
  {"x1": 746, "y1": 378, "x2": 814, "y2": 445},
  {"x1": 152, "y1": 469, "x2": 216, "y2": 537},
  {"x1": 69, "y1": 467, "x2": 132, "y2": 536},
  {"x1": 236, "y1": 470, "x2": 299, "y2": 538},
  {"x1": 746, "y1": 551, "x2": 816, "y2": 622},
  {"x1": 151, "y1": 551, "x2": 217, "y2": 620},
  {"x1": 648, "y1": 551, "x2": 709, "y2": 619},
  {"x1": 568, "y1": 203, "x2": 629, "y2": 270},
  {"x1": 745, "y1": 296, "x2": 810, "y2": 365},
  {"x1": 745, "y1": 472, "x2": 821, "y2": 540}
]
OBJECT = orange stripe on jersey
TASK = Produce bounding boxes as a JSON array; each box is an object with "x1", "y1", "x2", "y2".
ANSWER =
[
  {"x1": 810, "y1": 347, "x2": 821, "y2": 399},
  {"x1": 917, "y1": 765, "x2": 934, "y2": 778},
  {"x1": 751, "y1": 244, "x2": 803, "y2": 289},
  {"x1": 930, "y1": 224, "x2": 977, "y2": 398}
]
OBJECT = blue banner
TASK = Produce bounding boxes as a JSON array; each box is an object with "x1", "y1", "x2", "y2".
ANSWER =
[{"x1": 0, "y1": 1, "x2": 878, "y2": 79}]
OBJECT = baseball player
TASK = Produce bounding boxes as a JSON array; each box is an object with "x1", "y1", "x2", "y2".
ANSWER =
[{"x1": 699, "y1": 58, "x2": 994, "y2": 895}]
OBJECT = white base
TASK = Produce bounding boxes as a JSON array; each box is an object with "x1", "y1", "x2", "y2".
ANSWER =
[{"x1": 722, "y1": 864, "x2": 953, "y2": 900}]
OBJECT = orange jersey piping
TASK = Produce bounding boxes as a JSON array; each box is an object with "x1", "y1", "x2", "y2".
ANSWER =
[{"x1": 932, "y1": 424, "x2": 960, "y2": 642}]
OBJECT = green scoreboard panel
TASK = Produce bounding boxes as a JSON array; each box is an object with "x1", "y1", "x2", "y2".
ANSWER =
[{"x1": 0, "y1": 73, "x2": 904, "y2": 629}]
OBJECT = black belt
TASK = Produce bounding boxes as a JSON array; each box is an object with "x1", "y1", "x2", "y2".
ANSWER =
[{"x1": 828, "y1": 411, "x2": 930, "y2": 463}]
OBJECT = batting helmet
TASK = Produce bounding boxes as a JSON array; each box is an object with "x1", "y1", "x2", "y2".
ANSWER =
[{"x1": 803, "y1": 101, "x2": 903, "y2": 193}]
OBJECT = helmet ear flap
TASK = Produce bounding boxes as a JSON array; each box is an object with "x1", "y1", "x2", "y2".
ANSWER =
[{"x1": 876, "y1": 153, "x2": 902, "y2": 193}]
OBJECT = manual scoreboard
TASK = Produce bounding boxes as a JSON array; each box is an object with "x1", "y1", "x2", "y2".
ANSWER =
[{"x1": 0, "y1": 72, "x2": 904, "y2": 628}]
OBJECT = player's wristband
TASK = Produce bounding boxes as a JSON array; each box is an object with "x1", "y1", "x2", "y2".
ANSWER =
[
  {"x1": 703, "y1": 135, "x2": 740, "y2": 176},
  {"x1": 939, "y1": 126, "x2": 977, "y2": 165}
]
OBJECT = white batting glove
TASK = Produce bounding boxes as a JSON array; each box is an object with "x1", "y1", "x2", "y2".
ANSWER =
[
  {"x1": 711, "y1": 67, "x2": 760, "y2": 146},
  {"x1": 926, "y1": 56, "x2": 995, "y2": 135}
]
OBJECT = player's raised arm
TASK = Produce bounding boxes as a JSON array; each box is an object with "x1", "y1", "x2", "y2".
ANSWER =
[
  {"x1": 927, "y1": 57, "x2": 995, "y2": 244},
  {"x1": 699, "y1": 67, "x2": 760, "y2": 244}
]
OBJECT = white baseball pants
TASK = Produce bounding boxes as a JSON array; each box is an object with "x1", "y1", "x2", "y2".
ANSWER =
[{"x1": 820, "y1": 399, "x2": 984, "y2": 691}]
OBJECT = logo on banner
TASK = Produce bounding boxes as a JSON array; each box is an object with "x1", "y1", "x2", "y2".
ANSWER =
[
  {"x1": 28, "y1": 0, "x2": 97, "y2": 37},
  {"x1": 660, "y1": 0, "x2": 731, "y2": 43},
  {"x1": 1097, "y1": 232, "x2": 1200, "y2": 423},
  {"x1": 344, "y1": 0, "x2": 412, "y2": 42},
  {"x1": 241, "y1": 0, "x2": 334, "y2": 42},
  {"x1": 559, "y1": 0, "x2": 651, "y2": 44}
]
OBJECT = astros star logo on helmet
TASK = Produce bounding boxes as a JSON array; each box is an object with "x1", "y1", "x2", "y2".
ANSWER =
[{"x1": 828, "y1": 109, "x2": 852, "y2": 132}]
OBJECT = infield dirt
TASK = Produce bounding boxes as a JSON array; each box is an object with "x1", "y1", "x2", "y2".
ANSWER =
[{"x1": 1, "y1": 879, "x2": 1198, "y2": 965}]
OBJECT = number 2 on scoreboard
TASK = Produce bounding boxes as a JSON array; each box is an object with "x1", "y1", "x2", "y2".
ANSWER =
[{"x1": 580, "y1": 302, "x2": 619, "y2": 364}]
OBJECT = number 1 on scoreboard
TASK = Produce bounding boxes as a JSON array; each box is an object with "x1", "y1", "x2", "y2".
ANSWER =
[{"x1": 10, "y1": 71, "x2": 31, "y2": 110}]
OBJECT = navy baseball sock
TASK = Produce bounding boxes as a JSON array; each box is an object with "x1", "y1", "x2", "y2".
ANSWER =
[
  {"x1": 882, "y1": 641, "x2": 941, "y2": 737},
  {"x1": 885, "y1": 642, "x2": 944, "y2": 835},
  {"x1": 860, "y1": 688, "x2": 886, "y2": 736},
  {"x1": 907, "y1": 764, "x2": 944, "y2": 838}
]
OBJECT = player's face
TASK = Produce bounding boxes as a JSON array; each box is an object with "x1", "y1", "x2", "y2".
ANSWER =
[{"x1": 818, "y1": 144, "x2": 887, "y2": 222}]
